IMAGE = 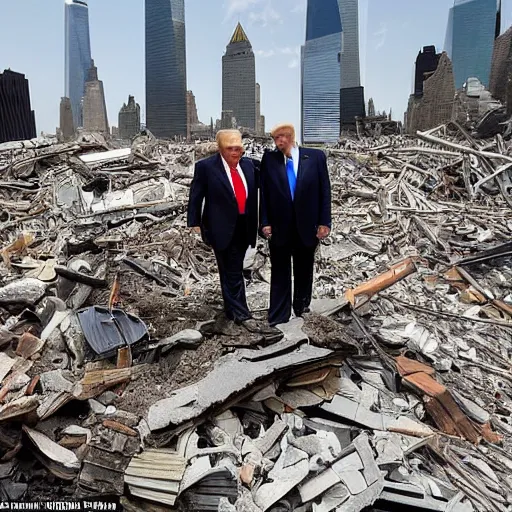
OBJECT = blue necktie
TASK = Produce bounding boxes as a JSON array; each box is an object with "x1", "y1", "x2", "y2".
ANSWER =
[{"x1": 286, "y1": 156, "x2": 296, "y2": 200}]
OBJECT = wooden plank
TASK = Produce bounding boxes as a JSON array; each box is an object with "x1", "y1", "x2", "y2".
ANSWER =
[{"x1": 395, "y1": 356, "x2": 435, "y2": 377}]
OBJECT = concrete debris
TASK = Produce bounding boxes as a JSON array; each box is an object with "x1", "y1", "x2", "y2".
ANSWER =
[{"x1": 0, "y1": 128, "x2": 510, "y2": 509}]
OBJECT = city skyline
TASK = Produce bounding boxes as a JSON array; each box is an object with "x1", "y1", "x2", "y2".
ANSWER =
[{"x1": 2, "y1": 0, "x2": 512, "y2": 139}]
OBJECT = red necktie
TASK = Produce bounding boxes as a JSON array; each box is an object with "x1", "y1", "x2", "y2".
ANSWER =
[{"x1": 230, "y1": 167, "x2": 246, "y2": 214}]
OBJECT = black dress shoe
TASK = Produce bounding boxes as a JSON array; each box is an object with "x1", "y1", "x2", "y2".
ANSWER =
[{"x1": 242, "y1": 319, "x2": 281, "y2": 336}]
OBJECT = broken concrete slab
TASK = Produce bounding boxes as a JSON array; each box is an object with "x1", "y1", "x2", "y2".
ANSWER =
[
  {"x1": 148, "y1": 344, "x2": 334, "y2": 433},
  {"x1": 321, "y1": 394, "x2": 393, "y2": 431},
  {"x1": 0, "y1": 278, "x2": 46, "y2": 307},
  {"x1": 158, "y1": 329, "x2": 203, "y2": 353},
  {"x1": 23, "y1": 425, "x2": 80, "y2": 480},
  {"x1": 0, "y1": 353, "x2": 16, "y2": 383},
  {"x1": 310, "y1": 298, "x2": 349, "y2": 317},
  {"x1": 39, "y1": 369, "x2": 74, "y2": 393},
  {"x1": 254, "y1": 443, "x2": 309, "y2": 511},
  {"x1": 312, "y1": 483, "x2": 350, "y2": 512}
]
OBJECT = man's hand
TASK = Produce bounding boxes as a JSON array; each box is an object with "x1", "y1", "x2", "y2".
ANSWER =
[
  {"x1": 262, "y1": 226, "x2": 272, "y2": 239},
  {"x1": 316, "y1": 225, "x2": 330, "y2": 240},
  {"x1": 191, "y1": 226, "x2": 201, "y2": 234}
]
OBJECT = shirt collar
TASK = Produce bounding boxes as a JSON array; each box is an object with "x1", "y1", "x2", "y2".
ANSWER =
[{"x1": 221, "y1": 155, "x2": 240, "y2": 171}]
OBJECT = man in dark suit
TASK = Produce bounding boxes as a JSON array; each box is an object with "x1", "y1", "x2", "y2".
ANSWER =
[
  {"x1": 260, "y1": 123, "x2": 331, "y2": 326},
  {"x1": 187, "y1": 130, "x2": 273, "y2": 334}
]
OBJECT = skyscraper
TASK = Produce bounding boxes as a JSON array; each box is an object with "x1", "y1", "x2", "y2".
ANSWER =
[
  {"x1": 64, "y1": 0, "x2": 92, "y2": 129},
  {"x1": 444, "y1": 0, "x2": 501, "y2": 89},
  {"x1": 301, "y1": 0, "x2": 364, "y2": 142},
  {"x1": 489, "y1": 25, "x2": 512, "y2": 102},
  {"x1": 82, "y1": 60, "x2": 109, "y2": 133},
  {"x1": 222, "y1": 23, "x2": 256, "y2": 131},
  {"x1": 59, "y1": 97, "x2": 74, "y2": 140},
  {"x1": 414, "y1": 46, "x2": 442, "y2": 97},
  {"x1": 0, "y1": 70, "x2": 36, "y2": 143},
  {"x1": 145, "y1": 0, "x2": 187, "y2": 139},
  {"x1": 339, "y1": 0, "x2": 365, "y2": 129},
  {"x1": 119, "y1": 95, "x2": 141, "y2": 139},
  {"x1": 301, "y1": 0, "x2": 343, "y2": 143}
]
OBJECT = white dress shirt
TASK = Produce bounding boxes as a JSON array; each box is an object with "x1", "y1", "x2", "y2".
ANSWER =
[
  {"x1": 221, "y1": 156, "x2": 248, "y2": 197},
  {"x1": 285, "y1": 144, "x2": 299, "y2": 177}
]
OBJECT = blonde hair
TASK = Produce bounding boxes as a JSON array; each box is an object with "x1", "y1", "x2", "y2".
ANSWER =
[
  {"x1": 270, "y1": 123, "x2": 296, "y2": 141},
  {"x1": 216, "y1": 129, "x2": 243, "y2": 149}
]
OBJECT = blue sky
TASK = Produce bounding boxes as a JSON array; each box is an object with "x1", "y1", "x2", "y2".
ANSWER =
[{"x1": 1, "y1": 0, "x2": 511, "y2": 137}]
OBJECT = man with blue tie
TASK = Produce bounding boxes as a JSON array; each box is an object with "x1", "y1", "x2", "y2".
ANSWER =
[{"x1": 260, "y1": 123, "x2": 331, "y2": 326}]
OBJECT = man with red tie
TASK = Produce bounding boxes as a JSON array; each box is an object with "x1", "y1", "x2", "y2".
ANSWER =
[{"x1": 188, "y1": 130, "x2": 272, "y2": 334}]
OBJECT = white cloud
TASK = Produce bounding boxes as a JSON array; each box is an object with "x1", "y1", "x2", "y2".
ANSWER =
[
  {"x1": 223, "y1": 0, "x2": 261, "y2": 19},
  {"x1": 256, "y1": 49, "x2": 276, "y2": 58},
  {"x1": 288, "y1": 58, "x2": 299, "y2": 69},
  {"x1": 280, "y1": 46, "x2": 300, "y2": 56},
  {"x1": 291, "y1": 0, "x2": 307, "y2": 13},
  {"x1": 248, "y1": 2, "x2": 282, "y2": 26},
  {"x1": 373, "y1": 22, "x2": 388, "y2": 50}
]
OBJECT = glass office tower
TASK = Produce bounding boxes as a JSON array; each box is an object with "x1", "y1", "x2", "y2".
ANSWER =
[
  {"x1": 64, "y1": 0, "x2": 92, "y2": 129},
  {"x1": 301, "y1": 0, "x2": 364, "y2": 143},
  {"x1": 301, "y1": 0, "x2": 343, "y2": 144},
  {"x1": 444, "y1": 0, "x2": 500, "y2": 88},
  {"x1": 145, "y1": 0, "x2": 187, "y2": 139}
]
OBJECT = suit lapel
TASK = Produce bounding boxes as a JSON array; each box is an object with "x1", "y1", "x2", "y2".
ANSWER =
[
  {"x1": 295, "y1": 148, "x2": 309, "y2": 199},
  {"x1": 239, "y1": 158, "x2": 253, "y2": 195},
  {"x1": 214, "y1": 153, "x2": 237, "y2": 202}
]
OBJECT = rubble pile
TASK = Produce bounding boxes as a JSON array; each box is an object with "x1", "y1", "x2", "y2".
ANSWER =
[{"x1": 0, "y1": 126, "x2": 510, "y2": 511}]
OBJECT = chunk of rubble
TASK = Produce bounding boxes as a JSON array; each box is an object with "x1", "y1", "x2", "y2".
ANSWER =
[
  {"x1": 22, "y1": 425, "x2": 80, "y2": 480},
  {"x1": 148, "y1": 343, "x2": 337, "y2": 434}
]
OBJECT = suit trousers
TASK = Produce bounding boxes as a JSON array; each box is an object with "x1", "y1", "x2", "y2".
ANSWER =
[
  {"x1": 268, "y1": 228, "x2": 317, "y2": 326},
  {"x1": 213, "y1": 215, "x2": 251, "y2": 322}
]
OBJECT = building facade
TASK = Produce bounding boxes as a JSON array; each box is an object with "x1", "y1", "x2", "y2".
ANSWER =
[
  {"x1": 339, "y1": 0, "x2": 365, "y2": 129},
  {"x1": 145, "y1": 0, "x2": 187, "y2": 138},
  {"x1": 82, "y1": 60, "x2": 109, "y2": 133},
  {"x1": 118, "y1": 95, "x2": 141, "y2": 139},
  {"x1": 222, "y1": 23, "x2": 256, "y2": 131},
  {"x1": 414, "y1": 46, "x2": 441, "y2": 97},
  {"x1": 301, "y1": 0, "x2": 342, "y2": 143},
  {"x1": 444, "y1": 0, "x2": 500, "y2": 89},
  {"x1": 65, "y1": 0, "x2": 92, "y2": 129},
  {"x1": 489, "y1": 25, "x2": 512, "y2": 103},
  {"x1": 59, "y1": 97, "x2": 74, "y2": 140},
  {"x1": 406, "y1": 52, "x2": 455, "y2": 134},
  {"x1": 0, "y1": 70, "x2": 36, "y2": 143}
]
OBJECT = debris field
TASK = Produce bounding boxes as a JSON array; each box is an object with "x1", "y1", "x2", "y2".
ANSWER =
[{"x1": 0, "y1": 124, "x2": 511, "y2": 511}]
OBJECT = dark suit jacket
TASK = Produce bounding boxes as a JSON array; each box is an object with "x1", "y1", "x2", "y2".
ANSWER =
[
  {"x1": 187, "y1": 153, "x2": 258, "y2": 251},
  {"x1": 259, "y1": 147, "x2": 331, "y2": 247}
]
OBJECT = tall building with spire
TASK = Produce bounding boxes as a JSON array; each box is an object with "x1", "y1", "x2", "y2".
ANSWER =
[
  {"x1": 145, "y1": 0, "x2": 187, "y2": 139},
  {"x1": 222, "y1": 23, "x2": 256, "y2": 131},
  {"x1": 64, "y1": 0, "x2": 92, "y2": 129},
  {"x1": 444, "y1": 0, "x2": 501, "y2": 88}
]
